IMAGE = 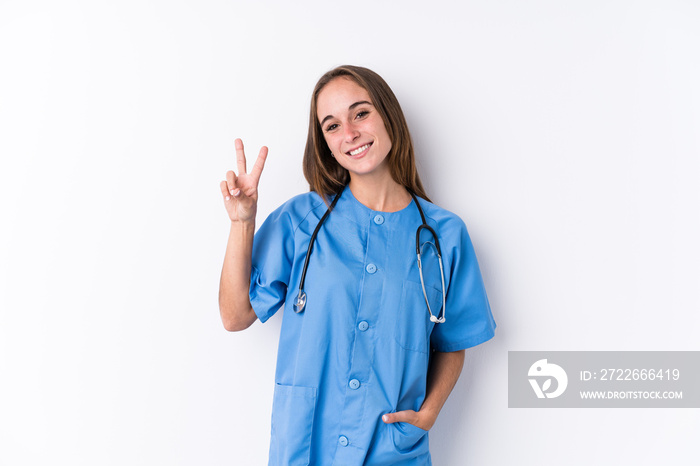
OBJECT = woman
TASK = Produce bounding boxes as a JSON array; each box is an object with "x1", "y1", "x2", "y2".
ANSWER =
[{"x1": 219, "y1": 65, "x2": 495, "y2": 465}]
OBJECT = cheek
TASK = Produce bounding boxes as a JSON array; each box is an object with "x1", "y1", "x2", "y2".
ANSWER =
[
  {"x1": 372, "y1": 119, "x2": 391, "y2": 147},
  {"x1": 377, "y1": 130, "x2": 392, "y2": 152}
]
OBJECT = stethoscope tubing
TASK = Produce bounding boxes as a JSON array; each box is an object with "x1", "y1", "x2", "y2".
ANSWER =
[
  {"x1": 297, "y1": 188, "x2": 343, "y2": 294},
  {"x1": 294, "y1": 187, "x2": 446, "y2": 323}
]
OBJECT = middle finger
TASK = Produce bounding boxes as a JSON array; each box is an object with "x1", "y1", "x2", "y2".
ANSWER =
[{"x1": 235, "y1": 138, "x2": 247, "y2": 174}]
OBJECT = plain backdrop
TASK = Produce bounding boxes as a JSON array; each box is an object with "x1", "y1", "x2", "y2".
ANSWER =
[{"x1": 1, "y1": 0, "x2": 698, "y2": 465}]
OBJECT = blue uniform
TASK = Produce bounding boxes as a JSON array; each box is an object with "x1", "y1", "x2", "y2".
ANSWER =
[{"x1": 250, "y1": 186, "x2": 496, "y2": 465}]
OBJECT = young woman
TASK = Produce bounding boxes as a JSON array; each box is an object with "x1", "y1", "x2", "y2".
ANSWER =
[{"x1": 219, "y1": 65, "x2": 496, "y2": 465}]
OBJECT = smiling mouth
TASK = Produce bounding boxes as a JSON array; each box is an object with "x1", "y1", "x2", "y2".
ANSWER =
[{"x1": 347, "y1": 143, "x2": 372, "y2": 156}]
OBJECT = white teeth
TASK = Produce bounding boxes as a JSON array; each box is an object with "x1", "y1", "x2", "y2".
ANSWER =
[{"x1": 349, "y1": 144, "x2": 370, "y2": 156}]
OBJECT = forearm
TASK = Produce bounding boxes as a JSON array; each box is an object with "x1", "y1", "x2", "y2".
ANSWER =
[
  {"x1": 420, "y1": 349, "x2": 465, "y2": 429},
  {"x1": 218, "y1": 220, "x2": 257, "y2": 331}
]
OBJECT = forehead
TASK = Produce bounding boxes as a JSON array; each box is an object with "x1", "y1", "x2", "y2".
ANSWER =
[{"x1": 316, "y1": 77, "x2": 372, "y2": 119}]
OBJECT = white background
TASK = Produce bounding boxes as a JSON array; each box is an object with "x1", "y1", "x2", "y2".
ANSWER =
[{"x1": 1, "y1": 0, "x2": 698, "y2": 464}]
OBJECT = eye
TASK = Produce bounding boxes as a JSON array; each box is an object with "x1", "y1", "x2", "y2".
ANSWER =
[
  {"x1": 355, "y1": 110, "x2": 369, "y2": 119},
  {"x1": 325, "y1": 123, "x2": 338, "y2": 132}
]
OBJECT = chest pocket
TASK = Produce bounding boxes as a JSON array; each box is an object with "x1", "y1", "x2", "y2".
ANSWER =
[{"x1": 395, "y1": 280, "x2": 441, "y2": 353}]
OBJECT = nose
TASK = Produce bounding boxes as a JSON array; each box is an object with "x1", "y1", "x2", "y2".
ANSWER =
[{"x1": 344, "y1": 123, "x2": 360, "y2": 142}]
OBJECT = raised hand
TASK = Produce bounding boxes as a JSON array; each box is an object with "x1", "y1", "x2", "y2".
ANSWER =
[{"x1": 220, "y1": 138, "x2": 268, "y2": 223}]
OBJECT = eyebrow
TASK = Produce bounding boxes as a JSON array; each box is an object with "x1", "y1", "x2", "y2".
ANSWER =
[{"x1": 320, "y1": 100, "x2": 373, "y2": 127}]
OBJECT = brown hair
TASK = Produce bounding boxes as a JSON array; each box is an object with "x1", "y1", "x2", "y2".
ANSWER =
[{"x1": 302, "y1": 65, "x2": 431, "y2": 203}]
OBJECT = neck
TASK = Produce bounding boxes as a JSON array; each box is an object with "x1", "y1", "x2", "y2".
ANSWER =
[{"x1": 347, "y1": 170, "x2": 412, "y2": 212}]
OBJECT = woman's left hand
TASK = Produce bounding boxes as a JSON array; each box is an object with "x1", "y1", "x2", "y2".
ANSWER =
[{"x1": 382, "y1": 409, "x2": 436, "y2": 431}]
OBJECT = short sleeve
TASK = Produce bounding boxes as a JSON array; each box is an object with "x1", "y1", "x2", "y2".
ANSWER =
[
  {"x1": 249, "y1": 205, "x2": 296, "y2": 323},
  {"x1": 430, "y1": 219, "x2": 496, "y2": 352}
]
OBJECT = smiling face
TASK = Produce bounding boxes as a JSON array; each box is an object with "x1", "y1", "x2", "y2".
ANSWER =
[{"x1": 316, "y1": 77, "x2": 393, "y2": 180}]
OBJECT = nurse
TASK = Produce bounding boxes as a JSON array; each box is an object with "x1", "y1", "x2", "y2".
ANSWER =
[{"x1": 219, "y1": 65, "x2": 496, "y2": 465}]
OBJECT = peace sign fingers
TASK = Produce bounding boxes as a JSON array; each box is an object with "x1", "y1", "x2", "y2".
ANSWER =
[
  {"x1": 234, "y1": 138, "x2": 268, "y2": 184},
  {"x1": 222, "y1": 138, "x2": 269, "y2": 223}
]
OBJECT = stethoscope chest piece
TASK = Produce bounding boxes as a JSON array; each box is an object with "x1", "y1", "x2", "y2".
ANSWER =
[{"x1": 294, "y1": 290, "x2": 307, "y2": 313}]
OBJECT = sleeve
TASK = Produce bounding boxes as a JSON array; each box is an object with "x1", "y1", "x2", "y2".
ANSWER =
[
  {"x1": 430, "y1": 218, "x2": 496, "y2": 352},
  {"x1": 249, "y1": 204, "x2": 296, "y2": 323}
]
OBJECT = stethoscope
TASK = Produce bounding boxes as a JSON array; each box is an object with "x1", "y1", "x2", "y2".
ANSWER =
[{"x1": 293, "y1": 187, "x2": 447, "y2": 324}]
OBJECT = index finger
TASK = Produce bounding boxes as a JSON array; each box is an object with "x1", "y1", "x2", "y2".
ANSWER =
[
  {"x1": 235, "y1": 138, "x2": 247, "y2": 174},
  {"x1": 249, "y1": 146, "x2": 268, "y2": 182}
]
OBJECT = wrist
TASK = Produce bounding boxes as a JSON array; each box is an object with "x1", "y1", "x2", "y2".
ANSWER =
[
  {"x1": 231, "y1": 219, "x2": 256, "y2": 232},
  {"x1": 417, "y1": 403, "x2": 440, "y2": 427}
]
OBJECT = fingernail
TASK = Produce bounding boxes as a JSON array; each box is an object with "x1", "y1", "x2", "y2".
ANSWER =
[
  {"x1": 230, "y1": 189, "x2": 235, "y2": 195},
  {"x1": 233, "y1": 189, "x2": 241, "y2": 197},
  {"x1": 225, "y1": 195, "x2": 231, "y2": 201},
  {"x1": 382, "y1": 415, "x2": 388, "y2": 422}
]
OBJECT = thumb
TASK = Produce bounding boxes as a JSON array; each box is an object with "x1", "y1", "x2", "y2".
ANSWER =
[{"x1": 382, "y1": 410, "x2": 416, "y2": 425}]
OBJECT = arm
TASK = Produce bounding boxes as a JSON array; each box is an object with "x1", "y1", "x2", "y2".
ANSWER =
[
  {"x1": 218, "y1": 139, "x2": 268, "y2": 332},
  {"x1": 219, "y1": 220, "x2": 257, "y2": 331},
  {"x1": 382, "y1": 349, "x2": 465, "y2": 430}
]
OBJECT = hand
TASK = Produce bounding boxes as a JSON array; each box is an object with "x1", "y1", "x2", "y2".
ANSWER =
[
  {"x1": 220, "y1": 138, "x2": 268, "y2": 223},
  {"x1": 382, "y1": 409, "x2": 436, "y2": 431}
]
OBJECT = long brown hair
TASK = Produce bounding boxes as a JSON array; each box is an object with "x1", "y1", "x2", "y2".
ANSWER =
[{"x1": 303, "y1": 65, "x2": 431, "y2": 203}]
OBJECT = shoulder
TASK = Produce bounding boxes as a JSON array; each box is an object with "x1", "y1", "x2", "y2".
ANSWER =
[
  {"x1": 412, "y1": 198, "x2": 478, "y2": 260},
  {"x1": 414, "y1": 197, "x2": 469, "y2": 233},
  {"x1": 263, "y1": 191, "x2": 329, "y2": 232}
]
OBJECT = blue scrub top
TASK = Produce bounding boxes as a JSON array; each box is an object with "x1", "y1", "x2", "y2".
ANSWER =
[{"x1": 250, "y1": 186, "x2": 496, "y2": 465}]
